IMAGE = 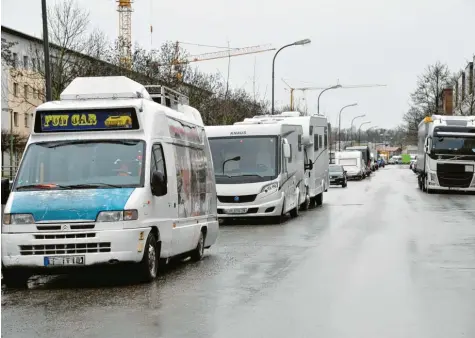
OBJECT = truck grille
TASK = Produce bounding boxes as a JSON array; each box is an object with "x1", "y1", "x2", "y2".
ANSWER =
[
  {"x1": 19, "y1": 242, "x2": 111, "y2": 255},
  {"x1": 437, "y1": 163, "x2": 473, "y2": 188},
  {"x1": 218, "y1": 195, "x2": 257, "y2": 203}
]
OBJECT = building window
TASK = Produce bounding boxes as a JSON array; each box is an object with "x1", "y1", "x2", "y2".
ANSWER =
[
  {"x1": 24, "y1": 114, "x2": 29, "y2": 127},
  {"x1": 32, "y1": 58, "x2": 37, "y2": 71},
  {"x1": 24, "y1": 85, "x2": 29, "y2": 98},
  {"x1": 23, "y1": 55, "x2": 29, "y2": 69},
  {"x1": 13, "y1": 82, "x2": 18, "y2": 97},
  {"x1": 12, "y1": 53, "x2": 18, "y2": 68},
  {"x1": 13, "y1": 112, "x2": 18, "y2": 127}
]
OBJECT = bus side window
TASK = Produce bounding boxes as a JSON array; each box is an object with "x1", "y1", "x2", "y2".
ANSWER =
[{"x1": 151, "y1": 143, "x2": 167, "y2": 185}]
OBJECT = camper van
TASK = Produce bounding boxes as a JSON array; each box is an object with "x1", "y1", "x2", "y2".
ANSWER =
[
  {"x1": 205, "y1": 121, "x2": 306, "y2": 222},
  {"x1": 335, "y1": 151, "x2": 365, "y2": 180},
  {"x1": 345, "y1": 145, "x2": 372, "y2": 176},
  {"x1": 1, "y1": 76, "x2": 219, "y2": 288},
  {"x1": 241, "y1": 112, "x2": 329, "y2": 209}
]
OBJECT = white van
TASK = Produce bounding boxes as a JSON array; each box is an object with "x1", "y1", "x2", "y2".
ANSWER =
[
  {"x1": 335, "y1": 151, "x2": 365, "y2": 180},
  {"x1": 205, "y1": 121, "x2": 304, "y2": 222},
  {"x1": 1, "y1": 76, "x2": 219, "y2": 288},
  {"x1": 241, "y1": 112, "x2": 328, "y2": 209}
]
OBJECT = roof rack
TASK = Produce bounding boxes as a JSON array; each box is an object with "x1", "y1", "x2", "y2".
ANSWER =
[{"x1": 144, "y1": 85, "x2": 190, "y2": 110}]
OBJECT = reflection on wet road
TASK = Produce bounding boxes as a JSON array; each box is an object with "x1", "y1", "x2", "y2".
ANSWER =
[{"x1": 2, "y1": 166, "x2": 475, "y2": 338}]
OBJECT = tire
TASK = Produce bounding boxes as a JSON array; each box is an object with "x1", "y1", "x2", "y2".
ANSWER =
[
  {"x1": 418, "y1": 176, "x2": 423, "y2": 190},
  {"x1": 342, "y1": 180, "x2": 347, "y2": 188},
  {"x1": 2, "y1": 268, "x2": 30, "y2": 289},
  {"x1": 138, "y1": 231, "x2": 159, "y2": 282},
  {"x1": 315, "y1": 192, "x2": 323, "y2": 207},
  {"x1": 300, "y1": 193, "x2": 310, "y2": 211},
  {"x1": 309, "y1": 196, "x2": 317, "y2": 209},
  {"x1": 191, "y1": 230, "x2": 206, "y2": 262}
]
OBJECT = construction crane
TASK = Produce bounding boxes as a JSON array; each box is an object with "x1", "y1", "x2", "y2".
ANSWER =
[
  {"x1": 117, "y1": 0, "x2": 133, "y2": 69},
  {"x1": 281, "y1": 78, "x2": 387, "y2": 110},
  {"x1": 159, "y1": 42, "x2": 275, "y2": 80}
]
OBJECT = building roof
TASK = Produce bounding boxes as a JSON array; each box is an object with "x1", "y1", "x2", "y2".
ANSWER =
[{"x1": 376, "y1": 146, "x2": 401, "y2": 152}]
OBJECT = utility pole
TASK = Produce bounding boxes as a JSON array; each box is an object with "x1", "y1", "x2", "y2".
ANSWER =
[{"x1": 41, "y1": 0, "x2": 52, "y2": 101}]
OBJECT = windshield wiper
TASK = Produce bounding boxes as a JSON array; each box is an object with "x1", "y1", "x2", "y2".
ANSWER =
[
  {"x1": 16, "y1": 183, "x2": 69, "y2": 190},
  {"x1": 60, "y1": 183, "x2": 123, "y2": 189},
  {"x1": 234, "y1": 174, "x2": 264, "y2": 178}
]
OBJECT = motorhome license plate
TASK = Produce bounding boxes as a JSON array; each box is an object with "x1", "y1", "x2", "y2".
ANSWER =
[
  {"x1": 225, "y1": 208, "x2": 247, "y2": 214},
  {"x1": 44, "y1": 255, "x2": 85, "y2": 267}
]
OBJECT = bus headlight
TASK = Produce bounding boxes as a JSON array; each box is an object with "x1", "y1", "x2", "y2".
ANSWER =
[
  {"x1": 260, "y1": 182, "x2": 278, "y2": 195},
  {"x1": 3, "y1": 213, "x2": 35, "y2": 225},
  {"x1": 96, "y1": 210, "x2": 138, "y2": 222}
]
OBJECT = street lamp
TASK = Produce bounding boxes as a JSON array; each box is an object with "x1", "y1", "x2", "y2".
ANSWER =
[
  {"x1": 358, "y1": 121, "x2": 371, "y2": 144},
  {"x1": 271, "y1": 39, "x2": 311, "y2": 114},
  {"x1": 317, "y1": 84, "x2": 341, "y2": 115},
  {"x1": 338, "y1": 103, "x2": 358, "y2": 151},
  {"x1": 350, "y1": 114, "x2": 365, "y2": 146}
]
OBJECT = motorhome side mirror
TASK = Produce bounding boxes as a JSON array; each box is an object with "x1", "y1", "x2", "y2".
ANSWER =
[
  {"x1": 151, "y1": 171, "x2": 167, "y2": 196},
  {"x1": 283, "y1": 143, "x2": 291, "y2": 158},
  {"x1": 1, "y1": 178, "x2": 11, "y2": 205},
  {"x1": 304, "y1": 161, "x2": 313, "y2": 171}
]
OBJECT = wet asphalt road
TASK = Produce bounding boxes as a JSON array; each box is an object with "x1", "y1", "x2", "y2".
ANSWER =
[{"x1": 2, "y1": 165, "x2": 475, "y2": 338}]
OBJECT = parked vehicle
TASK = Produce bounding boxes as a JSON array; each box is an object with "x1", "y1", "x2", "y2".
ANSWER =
[
  {"x1": 346, "y1": 146, "x2": 372, "y2": 176},
  {"x1": 416, "y1": 115, "x2": 475, "y2": 193},
  {"x1": 241, "y1": 112, "x2": 330, "y2": 209},
  {"x1": 206, "y1": 120, "x2": 308, "y2": 223},
  {"x1": 335, "y1": 151, "x2": 365, "y2": 180},
  {"x1": 1, "y1": 76, "x2": 219, "y2": 288},
  {"x1": 329, "y1": 164, "x2": 347, "y2": 188}
]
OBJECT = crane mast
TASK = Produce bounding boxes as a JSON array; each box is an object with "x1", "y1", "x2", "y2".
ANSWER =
[{"x1": 117, "y1": 0, "x2": 133, "y2": 69}]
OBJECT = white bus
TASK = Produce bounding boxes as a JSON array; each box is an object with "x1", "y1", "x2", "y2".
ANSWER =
[
  {"x1": 241, "y1": 112, "x2": 328, "y2": 209},
  {"x1": 1, "y1": 76, "x2": 219, "y2": 288},
  {"x1": 205, "y1": 121, "x2": 304, "y2": 222}
]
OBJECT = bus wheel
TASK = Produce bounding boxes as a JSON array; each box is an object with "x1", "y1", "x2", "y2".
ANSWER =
[
  {"x1": 139, "y1": 232, "x2": 158, "y2": 282},
  {"x1": 191, "y1": 230, "x2": 205, "y2": 262}
]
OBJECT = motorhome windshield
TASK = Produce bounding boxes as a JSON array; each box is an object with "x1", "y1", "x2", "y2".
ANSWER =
[
  {"x1": 14, "y1": 140, "x2": 145, "y2": 191},
  {"x1": 338, "y1": 158, "x2": 357, "y2": 166},
  {"x1": 209, "y1": 136, "x2": 278, "y2": 184},
  {"x1": 432, "y1": 136, "x2": 475, "y2": 155}
]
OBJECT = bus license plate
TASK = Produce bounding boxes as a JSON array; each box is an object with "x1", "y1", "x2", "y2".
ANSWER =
[
  {"x1": 225, "y1": 208, "x2": 248, "y2": 214},
  {"x1": 44, "y1": 256, "x2": 85, "y2": 267}
]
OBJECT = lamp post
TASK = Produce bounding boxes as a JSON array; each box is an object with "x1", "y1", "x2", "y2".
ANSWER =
[
  {"x1": 350, "y1": 114, "x2": 365, "y2": 146},
  {"x1": 316, "y1": 84, "x2": 341, "y2": 116},
  {"x1": 41, "y1": 0, "x2": 52, "y2": 101},
  {"x1": 271, "y1": 39, "x2": 311, "y2": 115},
  {"x1": 338, "y1": 103, "x2": 358, "y2": 151},
  {"x1": 358, "y1": 121, "x2": 371, "y2": 144}
]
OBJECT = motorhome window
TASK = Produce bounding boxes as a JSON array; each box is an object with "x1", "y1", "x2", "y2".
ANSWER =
[
  {"x1": 151, "y1": 144, "x2": 167, "y2": 178},
  {"x1": 34, "y1": 108, "x2": 139, "y2": 133},
  {"x1": 298, "y1": 134, "x2": 302, "y2": 151},
  {"x1": 289, "y1": 144, "x2": 293, "y2": 163},
  {"x1": 432, "y1": 136, "x2": 475, "y2": 154},
  {"x1": 324, "y1": 128, "x2": 328, "y2": 148},
  {"x1": 208, "y1": 136, "x2": 278, "y2": 184},
  {"x1": 319, "y1": 135, "x2": 323, "y2": 150},
  {"x1": 314, "y1": 134, "x2": 319, "y2": 151},
  {"x1": 14, "y1": 140, "x2": 145, "y2": 191}
]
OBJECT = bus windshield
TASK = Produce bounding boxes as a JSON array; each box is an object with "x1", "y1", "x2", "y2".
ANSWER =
[
  {"x1": 14, "y1": 140, "x2": 145, "y2": 191},
  {"x1": 209, "y1": 136, "x2": 278, "y2": 184},
  {"x1": 432, "y1": 136, "x2": 475, "y2": 155}
]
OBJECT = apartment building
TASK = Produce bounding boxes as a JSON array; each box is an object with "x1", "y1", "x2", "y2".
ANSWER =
[{"x1": 453, "y1": 56, "x2": 474, "y2": 116}]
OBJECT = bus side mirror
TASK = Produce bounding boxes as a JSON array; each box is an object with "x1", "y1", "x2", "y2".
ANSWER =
[
  {"x1": 283, "y1": 143, "x2": 291, "y2": 158},
  {"x1": 151, "y1": 171, "x2": 167, "y2": 196},
  {"x1": 2, "y1": 178, "x2": 10, "y2": 205},
  {"x1": 304, "y1": 161, "x2": 313, "y2": 171}
]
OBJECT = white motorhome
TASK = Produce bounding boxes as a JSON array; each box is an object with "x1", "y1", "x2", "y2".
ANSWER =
[
  {"x1": 416, "y1": 115, "x2": 475, "y2": 192},
  {"x1": 241, "y1": 112, "x2": 328, "y2": 209},
  {"x1": 205, "y1": 121, "x2": 306, "y2": 222},
  {"x1": 1, "y1": 76, "x2": 219, "y2": 288},
  {"x1": 335, "y1": 151, "x2": 365, "y2": 180}
]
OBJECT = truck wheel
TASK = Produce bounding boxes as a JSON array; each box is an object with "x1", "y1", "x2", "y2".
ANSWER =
[
  {"x1": 315, "y1": 192, "x2": 323, "y2": 206},
  {"x1": 138, "y1": 232, "x2": 159, "y2": 282},
  {"x1": 191, "y1": 230, "x2": 206, "y2": 262},
  {"x1": 2, "y1": 268, "x2": 30, "y2": 289}
]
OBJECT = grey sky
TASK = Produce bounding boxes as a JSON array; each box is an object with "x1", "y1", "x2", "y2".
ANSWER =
[{"x1": 2, "y1": 0, "x2": 474, "y2": 129}]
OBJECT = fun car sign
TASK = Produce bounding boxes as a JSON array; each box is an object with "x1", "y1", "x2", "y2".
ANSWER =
[{"x1": 35, "y1": 108, "x2": 139, "y2": 132}]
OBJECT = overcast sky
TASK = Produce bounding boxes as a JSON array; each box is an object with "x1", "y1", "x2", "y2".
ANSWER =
[{"x1": 2, "y1": 0, "x2": 474, "y2": 129}]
